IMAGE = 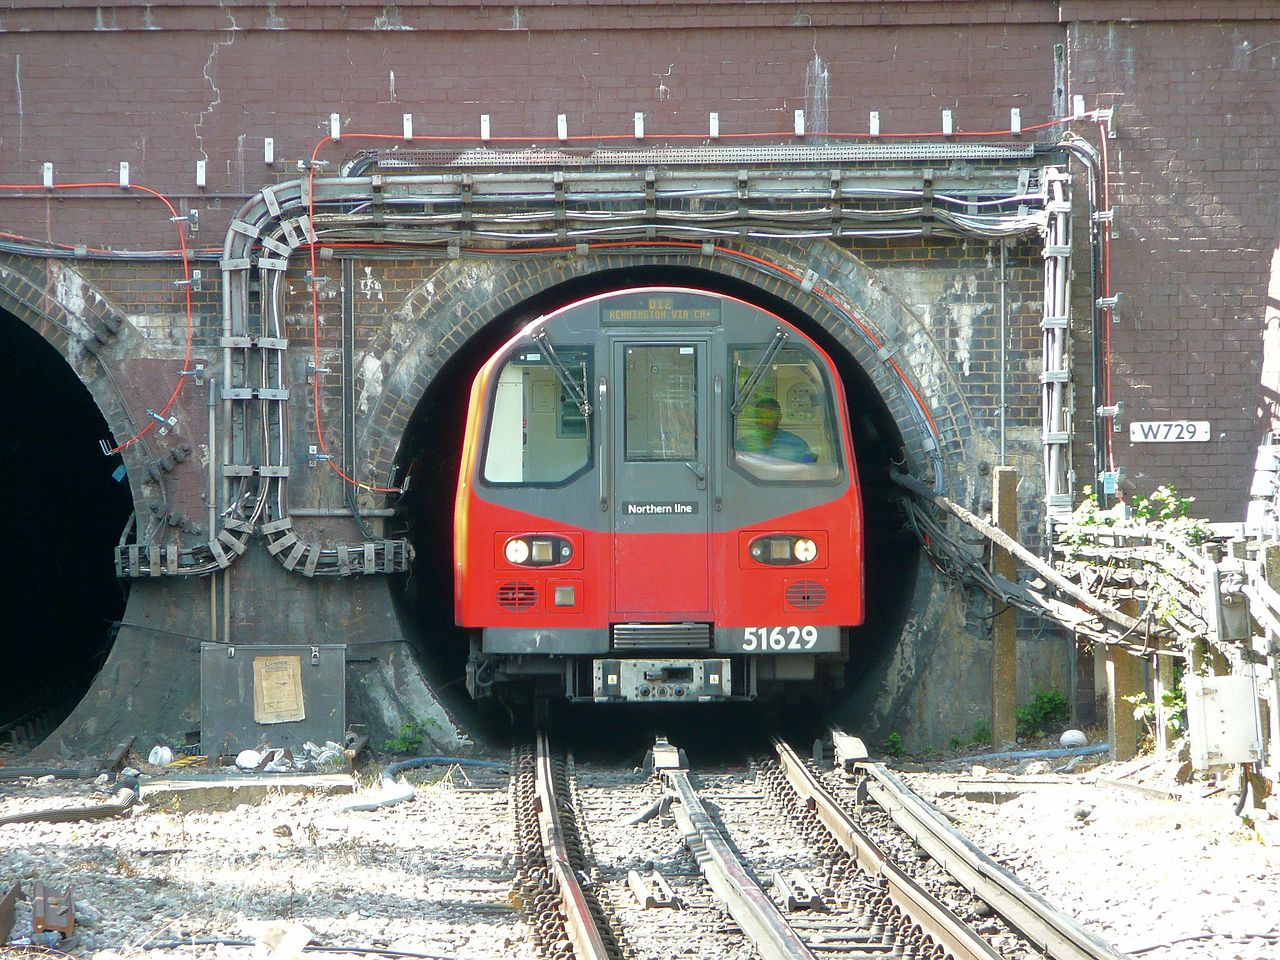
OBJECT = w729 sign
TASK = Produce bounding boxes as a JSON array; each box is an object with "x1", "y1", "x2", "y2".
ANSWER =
[{"x1": 1128, "y1": 421, "x2": 1211, "y2": 443}]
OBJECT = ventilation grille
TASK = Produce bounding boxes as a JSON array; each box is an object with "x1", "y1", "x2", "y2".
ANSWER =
[
  {"x1": 612, "y1": 622, "x2": 712, "y2": 650},
  {"x1": 497, "y1": 581, "x2": 537, "y2": 611},
  {"x1": 785, "y1": 580, "x2": 827, "y2": 611}
]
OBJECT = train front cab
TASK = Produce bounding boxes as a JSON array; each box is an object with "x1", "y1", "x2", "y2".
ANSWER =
[{"x1": 455, "y1": 289, "x2": 864, "y2": 703}]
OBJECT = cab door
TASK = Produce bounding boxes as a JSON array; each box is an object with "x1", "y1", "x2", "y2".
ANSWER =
[{"x1": 610, "y1": 340, "x2": 712, "y2": 619}]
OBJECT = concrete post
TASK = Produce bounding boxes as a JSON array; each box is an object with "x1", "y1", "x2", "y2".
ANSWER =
[
  {"x1": 992, "y1": 466, "x2": 1018, "y2": 747},
  {"x1": 1105, "y1": 644, "x2": 1143, "y2": 761}
]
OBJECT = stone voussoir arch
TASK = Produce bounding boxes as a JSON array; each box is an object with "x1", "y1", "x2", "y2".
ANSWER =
[
  {"x1": 358, "y1": 238, "x2": 975, "y2": 487},
  {"x1": 0, "y1": 254, "x2": 151, "y2": 485}
]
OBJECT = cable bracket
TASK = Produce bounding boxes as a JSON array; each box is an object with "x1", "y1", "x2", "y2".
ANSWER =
[
  {"x1": 169, "y1": 210, "x2": 200, "y2": 232},
  {"x1": 173, "y1": 270, "x2": 202, "y2": 291},
  {"x1": 1096, "y1": 292, "x2": 1124, "y2": 322}
]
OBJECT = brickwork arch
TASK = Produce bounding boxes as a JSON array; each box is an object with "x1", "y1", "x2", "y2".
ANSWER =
[
  {"x1": 358, "y1": 240, "x2": 974, "y2": 486},
  {"x1": 0, "y1": 255, "x2": 162, "y2": 513}
]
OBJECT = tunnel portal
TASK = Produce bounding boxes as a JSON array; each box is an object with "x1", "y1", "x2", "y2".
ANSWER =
[
  {"x1": 390, "y1": 263, "x2": 923, "y2": 728},
  {"x1": 0, "y1": 311, "x2": 133, "y2": 747}
]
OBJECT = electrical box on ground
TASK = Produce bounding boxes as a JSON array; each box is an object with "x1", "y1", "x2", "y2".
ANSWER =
[
  {"x1": 200, "y1": 643, "x2": 346, "y2": 756},
  {"x1": 1184, "y1": 674, "x2": 1263, "y2": 770}
]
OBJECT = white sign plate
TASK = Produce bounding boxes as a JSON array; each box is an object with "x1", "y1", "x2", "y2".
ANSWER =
[{"x1": 1128, "y1": 420, "x2": 1211, "y2": 443}]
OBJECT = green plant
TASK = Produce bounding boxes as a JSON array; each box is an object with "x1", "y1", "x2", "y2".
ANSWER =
[
  {"x1": 380, "y1": 717, "x2": 439, "y2": 756},
  {"x1": 1124, "y1": 687, "x2": 1187, "y2": 735},
  {"x1": 970, "y1": 719, "x2": 992, "y2": 745},
  {"x1": 1130, "y1": 485, "x2": 1212, "y2": 545},
  {"x1": 1016, "y1": 688, "x2": 1069, "y2": 739},
  {"x1": 948, "y1": 719, "x2": 992, "y2": 751},
  {"x1": 1058, "y1": 484, "x2": 1212, "y2": 556},
  {"x1": 1130, "y1": 485, "x2": 1194, "y2": 523},
  {"x1": 883, "y1": 732, "x2": 905, "y2": 757}
]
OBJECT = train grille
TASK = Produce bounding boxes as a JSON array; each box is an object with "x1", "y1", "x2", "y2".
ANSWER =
[
  {"x1": 496, "y1": 581, "x2": 538, "y2": 611},
  {"x1": 611, "y1": 622, "x2": 712, "y2": 650},
  {"x1": 785, "y1": 580, "x2": 827, "y2": 611}
]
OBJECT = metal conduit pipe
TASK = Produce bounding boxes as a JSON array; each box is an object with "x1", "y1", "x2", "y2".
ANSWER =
[
  {"x1": 197, "y1": 158, "x2": 1050, "y2": 577},
  {"x1": 999, "y1": 239, "x2": 1007, "y2": 464},
  {"x1": 1056, "y1": 135, "x2": 1108, "y2": 505},
  {"x1": 1041, "y1": 170, "x2": 1073, "y2": 522}
]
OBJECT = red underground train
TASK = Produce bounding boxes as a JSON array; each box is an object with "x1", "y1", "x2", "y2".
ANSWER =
[{"x1": 454, "y1": 287, "x2": 863, "y2": 703}]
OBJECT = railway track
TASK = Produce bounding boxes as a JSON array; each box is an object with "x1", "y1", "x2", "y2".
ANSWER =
[
  {"x1": 512, "y1": 733, "x2": 623, "y2": 960},
  {"x1": 516, "y1": 730, "x2": 1129, "y2": 960},
  {"x1": 0, "y1": 689, "x2": 81, "y2": 759}
]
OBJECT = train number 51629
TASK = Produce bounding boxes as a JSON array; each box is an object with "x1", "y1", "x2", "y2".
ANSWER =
[{"x1": 740, "y1": 626, "x2": 819, "y2": 651}]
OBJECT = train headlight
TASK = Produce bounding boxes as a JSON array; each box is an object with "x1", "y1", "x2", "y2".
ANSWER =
[
  {"x1": 503, "y1": 535, "x2": 573, "y2": 566},
  {"x1": 748, "y1": 534, "x2": 820, "y2": 565}
]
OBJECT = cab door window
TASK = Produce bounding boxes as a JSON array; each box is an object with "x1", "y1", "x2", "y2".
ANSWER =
[
  {"x1": 623, "y1": 344, "x2": 697, "y2": 462},
  {"x1": 482, "y1": 348, "x2": 591, "y2": 485}
]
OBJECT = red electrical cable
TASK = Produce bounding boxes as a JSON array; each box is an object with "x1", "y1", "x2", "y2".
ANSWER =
[
  {"x1": 0, "y1": 180, "x2": 194, "y2": 454},
  {"x1": 0, "y1": 111, "x2": 1082, "y2": 489},
  {"x1": 305, "y1": 115, "x2": 1071, "y2": 148}
]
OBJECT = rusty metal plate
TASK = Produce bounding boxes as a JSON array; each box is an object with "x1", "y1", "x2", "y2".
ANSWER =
[{"x1": 1, "y1": 882, "x2": 19, "y2": 943}]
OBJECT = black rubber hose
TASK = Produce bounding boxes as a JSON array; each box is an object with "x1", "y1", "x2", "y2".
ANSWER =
[
  {"x1": 380, "y1": 756, "x2": 505, "y2": 780},
  {"x1": 0, "y1": 780, "x2": 138, "y2": 826},
  {"x1": 1234, "y1": 762, "x2": 1252, "y2": 816},
  {"x1": 0, "y1": 768, "x2": 103, "y2": 782}
]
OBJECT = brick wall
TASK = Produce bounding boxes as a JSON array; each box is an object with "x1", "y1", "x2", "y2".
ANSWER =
[
  {"x1": 1068, "y1": 16, "x2": 1280, "y2": 519},
  {"x1": 0, "y1": 3, "x2": 1062, "y2": 244}
]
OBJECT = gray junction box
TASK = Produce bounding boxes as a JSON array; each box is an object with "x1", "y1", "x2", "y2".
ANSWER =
[
  {"x1": 200, "y1": 643, "x2": 347, "y2": 755},
  {"x1": 1184, "y1": 674, "x2": 1263, "y2": 770}
]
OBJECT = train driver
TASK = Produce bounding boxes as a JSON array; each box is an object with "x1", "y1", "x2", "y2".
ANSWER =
[{"x1": 736, "y1": 396, "x2": 816, "y2": 463}]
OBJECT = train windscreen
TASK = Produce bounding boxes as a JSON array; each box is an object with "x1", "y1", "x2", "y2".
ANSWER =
[
  {"x1": 482, "y1": 348, "x2": 592, "y2": 484},
  {"x1": 731, "y1": 343, "x2": 842, "y2": 482}
]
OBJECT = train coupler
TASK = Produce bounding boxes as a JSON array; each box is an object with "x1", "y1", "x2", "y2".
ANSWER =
[{"x1": 591, "y1": 658, "x2": 732, "y2": 703}]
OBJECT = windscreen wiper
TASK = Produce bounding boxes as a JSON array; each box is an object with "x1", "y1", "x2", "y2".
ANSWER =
[
  {"x1": 730, "y1": 327, "x2": 789, "y2": 416},
  {"x1": 532, "y1": 329, "x2": 592, "y2": 417}
]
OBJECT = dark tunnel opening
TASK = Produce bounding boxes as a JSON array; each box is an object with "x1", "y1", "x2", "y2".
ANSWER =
[
  {"x1": 389, "y1": 265, "x2": 920, "y2": 735},
  {"x1": 0, "y1": 312, "x2": 133, "y2": 750}
]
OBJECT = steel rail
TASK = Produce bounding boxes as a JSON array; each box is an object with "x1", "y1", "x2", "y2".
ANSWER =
[
  {"x1": 855, "y1": 761, "x2": 1129, "y2": 960},
  {"x1": 658, "y1": 748, "x2": 818, "y2": 960},
  {"x1": 533, "y1": 732, "x2": 613, "y2": 960},
  {"x1": 773, "y1": 738, "x2": 1003, "y2": 960}
]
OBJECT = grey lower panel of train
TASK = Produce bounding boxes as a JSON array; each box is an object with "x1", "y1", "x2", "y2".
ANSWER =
[
  {"x1": 481, "y1": 624, "x2": 840, "y2": 654},
  {"x1": 477, "y1": 623, "x2": 838, "y2": 702}
]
